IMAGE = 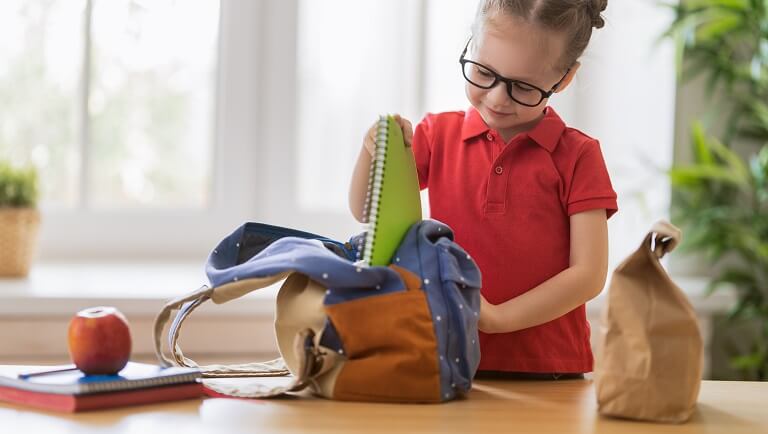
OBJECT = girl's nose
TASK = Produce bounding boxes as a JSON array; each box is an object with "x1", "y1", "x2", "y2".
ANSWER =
[{"x1": 486, "y1": 83, "x2": 514, "y2": 106}]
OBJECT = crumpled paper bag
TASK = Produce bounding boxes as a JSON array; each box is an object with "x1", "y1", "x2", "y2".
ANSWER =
[{"x1": 595, "y1": 220, "x2": 702, "y2": 423}]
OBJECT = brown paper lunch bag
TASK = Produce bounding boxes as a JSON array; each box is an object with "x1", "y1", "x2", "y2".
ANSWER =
[{"x1": 595, "y1": 220, "x2": 703, "y2": 423}]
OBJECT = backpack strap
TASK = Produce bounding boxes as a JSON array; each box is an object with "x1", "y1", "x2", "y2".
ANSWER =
[
  {"x1": 201, "y1": 328, "x2": 326, "y2": 398},
  {"x1": 153, "y1": 272, "x2": 337, "y2": 398},
  {"x1": 153, "y1": 274, "x2": 294, "y2": 377}
]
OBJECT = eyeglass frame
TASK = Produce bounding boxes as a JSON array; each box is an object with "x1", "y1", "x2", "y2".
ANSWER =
[{"x1": 458, "y1": 38, "x2": 571, "y2": 107}]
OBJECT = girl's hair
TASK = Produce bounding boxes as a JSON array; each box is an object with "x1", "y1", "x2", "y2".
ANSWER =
[{"x1": 471, "y1": 0, "x2": 608, "y2": 71}]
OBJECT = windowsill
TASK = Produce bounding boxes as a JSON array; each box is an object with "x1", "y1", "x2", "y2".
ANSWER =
[{"x1": 0, "y1": 261, "x2": 736, "y2": 317}]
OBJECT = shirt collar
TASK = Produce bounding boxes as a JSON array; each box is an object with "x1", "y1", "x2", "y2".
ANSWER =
[{"x1": 461, "y1": 106, "x2": 565, "y2": 153}]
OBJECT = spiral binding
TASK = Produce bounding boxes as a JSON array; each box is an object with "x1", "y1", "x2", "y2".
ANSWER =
[
  {"x1": 76, "y1": 371, "x2": 200, "y2": 394},
  {"x1": 357, "y1": 115, "x2": 389, "y2": 266}
]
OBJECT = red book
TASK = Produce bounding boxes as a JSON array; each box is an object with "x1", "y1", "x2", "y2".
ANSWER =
[{"x1": 0, "y1": 382, "x2": 204, "y2": 412}]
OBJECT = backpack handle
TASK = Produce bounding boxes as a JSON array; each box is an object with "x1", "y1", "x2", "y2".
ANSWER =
[{"x1": 153, "y1": 274, "x2": 294, "y2": 377}]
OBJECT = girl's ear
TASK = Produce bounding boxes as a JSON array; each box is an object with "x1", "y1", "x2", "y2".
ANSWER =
[{"x1": 554, "y1": 61, "x2": 580, "y2": 93}]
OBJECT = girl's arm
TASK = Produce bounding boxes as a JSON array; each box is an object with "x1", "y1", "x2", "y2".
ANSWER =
[
  {"x1": 349, "y1": 142, "x2": 374, "y2": 223},
  {"x1": 478, "y1": 209, "x2": 609, "y2": 333}
]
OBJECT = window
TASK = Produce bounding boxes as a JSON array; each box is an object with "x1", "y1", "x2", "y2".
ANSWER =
[
  {"x1": 0, "y1": 0, "x2": 252, "y2": 260},
  {"x1": 296, "y1": 0, "x2": 421, "y2": 214},
  {"x1": 0, "y1": 0, "x2": 218, "y2": 210},
  {"x1": 87, "y1": 0, "x2": 218, "y2": 209},
  {"x1": 0, "y1": 0, "x2": 83, "y2": 207}
]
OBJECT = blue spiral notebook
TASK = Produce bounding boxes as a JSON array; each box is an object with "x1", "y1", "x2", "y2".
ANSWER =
[{"x1": 0, "y1": 362, "x2": 201, "y2": 395}]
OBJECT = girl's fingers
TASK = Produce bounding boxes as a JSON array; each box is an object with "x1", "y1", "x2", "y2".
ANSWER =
[
  {"x1": 393, "y1": 114, "x2": 413, "y2": 147},
  {"x1": 363, "y1": 122, "x2": 379, "y2": 156},
  {"x1": 366, "y1": 115, "x2": 413, "y2": 154}
]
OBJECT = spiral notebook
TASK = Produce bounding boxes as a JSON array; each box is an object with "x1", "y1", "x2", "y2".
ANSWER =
[
  {"x1": 358, "y1": 115, "x2": 422, "y2": 266},
  {"x1": 0, "y1": 362, "x2": 201, "y2": 395},
  {"x1": 0, "y1": 362, "x2": 203, "y2": 412}
]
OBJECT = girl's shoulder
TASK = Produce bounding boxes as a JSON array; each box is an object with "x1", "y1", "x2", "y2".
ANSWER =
[
  {"x1": 558, "y1": 125, "x2": 605, "y2": 154},
  {"x1": 561, "y1": 125, "x2": 598, "y2": 146},
  {"x1": 552, "y1": 127, "x2": 610, "y2": 171},
  {"x1": 416, "y1": 110, "x2": 466, "y2": 140},
  {"x1": 419, "y1": 110, "x2": 466, "y2": 125}
]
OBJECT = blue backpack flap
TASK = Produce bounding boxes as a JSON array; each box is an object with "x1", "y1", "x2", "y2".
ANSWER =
[
  {"x1": 217, "y1": 222, "x2": 357, "y2": 262},
  {"x1": 153, "y1": 219, "x2": 482, "y2": 402}
]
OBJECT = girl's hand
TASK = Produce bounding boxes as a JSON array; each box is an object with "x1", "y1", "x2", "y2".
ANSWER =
[
  {"x1": 362, "y1": 114, "x2": 413, "y2": 157},
  {"x1": 393, "y1": 114, "x2": 414, "y2": 148}
]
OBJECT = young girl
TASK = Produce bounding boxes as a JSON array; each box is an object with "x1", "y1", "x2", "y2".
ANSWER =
[{"x1": 349, "y1": 0, "x2": 616, "y2": 378}]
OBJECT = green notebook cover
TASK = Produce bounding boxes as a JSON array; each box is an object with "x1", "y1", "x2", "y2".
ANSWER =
[{"x1": 360, "y1": 115, "x2": 422, "y2": 266}]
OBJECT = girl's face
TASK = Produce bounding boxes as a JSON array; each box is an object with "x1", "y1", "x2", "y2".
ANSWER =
[{"x1": 466, "y1": 14, "x2": 573, "y2": 141}]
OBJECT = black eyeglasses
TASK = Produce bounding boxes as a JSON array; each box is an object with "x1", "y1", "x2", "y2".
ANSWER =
[{"x1": 459, "y1": 38, "x2": 570, "y2": 107}]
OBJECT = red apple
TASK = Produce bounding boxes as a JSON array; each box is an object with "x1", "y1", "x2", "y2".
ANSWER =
[{"x1": 67, "y1": 306, "x2": 132, "y2": 375}]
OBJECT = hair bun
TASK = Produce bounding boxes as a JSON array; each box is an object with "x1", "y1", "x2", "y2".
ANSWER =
[{"x1": 587, "y1": 0, "x2": 607, "y2": 29}]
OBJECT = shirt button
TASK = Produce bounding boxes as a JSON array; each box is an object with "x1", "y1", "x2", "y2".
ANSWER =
[
  {"x1": 494, "y1": 166, "x2": 503, "y2": 175},
  {"x1": 486, "y1": 132, "x2": 494, "y2": 141}
]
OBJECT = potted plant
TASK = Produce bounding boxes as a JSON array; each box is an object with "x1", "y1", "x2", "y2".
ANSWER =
[
  {"x1": 0, "y1": 161, "x2": 40, "y2": 277},
  {"x1": 663, "y1": 1, "x2": 768, "y2": 379}
]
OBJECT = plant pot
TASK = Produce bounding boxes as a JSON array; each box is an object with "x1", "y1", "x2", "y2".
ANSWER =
[{"x1": 0, "y1": 207, "x2": 40, "y2": 277}]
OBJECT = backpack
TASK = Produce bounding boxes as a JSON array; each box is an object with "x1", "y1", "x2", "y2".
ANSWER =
[{"x1": 153, "y1": 219, "x2": 481, "y2": 402}]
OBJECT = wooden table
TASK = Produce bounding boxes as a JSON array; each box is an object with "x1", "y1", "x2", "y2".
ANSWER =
[{"x1": 1, "y1": 379, "x2": 766, "y2": 433}]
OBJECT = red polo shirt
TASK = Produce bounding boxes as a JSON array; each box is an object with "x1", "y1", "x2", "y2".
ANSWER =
[{"x1": 412, "y1": 106, "x2": 618, "y2": 373}]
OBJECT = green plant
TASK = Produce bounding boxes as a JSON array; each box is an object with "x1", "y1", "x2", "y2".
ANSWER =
[
  {"x1": 0, "y1": 161, "x2": 38, "y2": 208},
  {"x1": 664, "y1": 0, "x2": 768, "y2": 379}
]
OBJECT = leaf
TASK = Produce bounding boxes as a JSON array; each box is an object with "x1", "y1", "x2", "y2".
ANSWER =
[
  {"x1": 750, "y1": 146, "x2": 768, "y2": 198},
  {"x1": 724, "y1": 106, "x2": 747, "y2": 143},
  {"x1": 670, "y1": 164, "x2": 747, "y2": 186},
  {"x1": 728, "y1": 293, "x2": 763, "y2": 320},
  {"x1": 731, "y1": 352, "x2": 763, "y2": 369},
  {"x1": 709, "y1": 136, "x2": 752, "y2": 183},
  {"x1": 692, "y1": 121, "x2": 715, "y2": 165},
  {"x1": 709, "y1": 268, "x2": 758, "y2": 295},
  {"x1": 685, "y1": 0, "x2": 749, "y2": 12},
  {"x1": 0, "y1": 162, "x2": 38, "y2": 208},
  {"x1": 748, "y1": 99, "x2": 768, "y2": 130},
  {"x1": 687, "y1": 0, "x2": 749, "y2": 9},
  {"x1": 696, "y1": 12, "x2": 744, "y2": 41},
  {"x1": 705, "y1": 67, "x2": 725, "y2": 93}
]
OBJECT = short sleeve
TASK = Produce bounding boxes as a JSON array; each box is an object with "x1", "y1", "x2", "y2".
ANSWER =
[
  {"x1": 412, "y1": 116, "x2": 433, "y2": 191},
  {"x1": 567, "y1": 139, "x2": 618, "y2": 219}
]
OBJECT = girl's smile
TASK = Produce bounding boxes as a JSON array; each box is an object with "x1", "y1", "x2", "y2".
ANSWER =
[{"x1": 486, "y1": 106, "x2": 515, "y2": 118}]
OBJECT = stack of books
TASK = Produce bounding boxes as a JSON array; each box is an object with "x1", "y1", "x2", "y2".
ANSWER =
[{"x1": 0, "y1": 361, "x2": 203, "y2": 412}]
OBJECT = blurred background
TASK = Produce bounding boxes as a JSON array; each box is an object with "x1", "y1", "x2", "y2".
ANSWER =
[{"x1": 0, "y1": 0, "x2": 765, "y2": 381}]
